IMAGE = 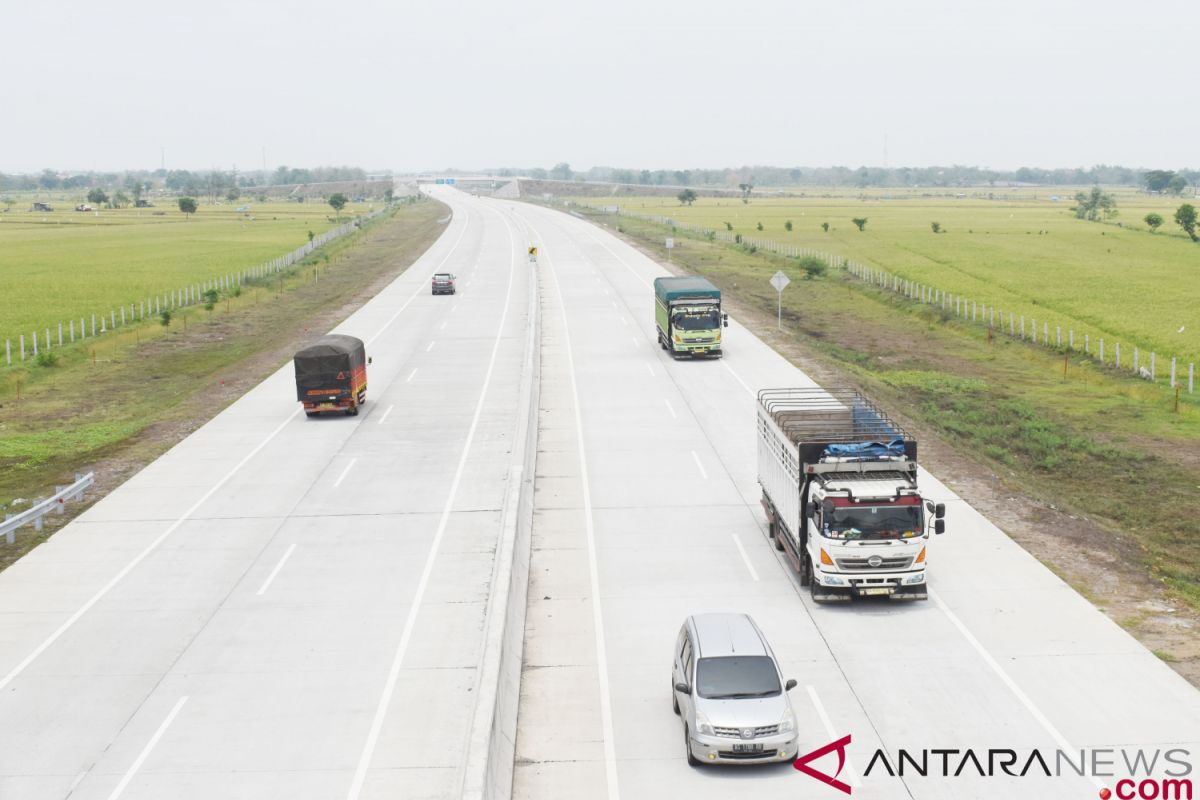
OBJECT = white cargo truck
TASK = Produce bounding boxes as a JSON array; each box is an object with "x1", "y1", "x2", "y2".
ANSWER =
[{"x1": 757, "y1": 388, "x2": 946, "y2": 602}]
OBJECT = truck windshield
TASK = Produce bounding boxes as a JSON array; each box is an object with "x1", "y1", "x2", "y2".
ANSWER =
[
  {"x1": 826, "y1": 504, "x2": 923, "y2": 540},
  {"x1": 672, "y1": 311, "x2": 720, "y2": 330},
  {"x1": 695, "y1": 656, "x2": 781, "y2": 699}
]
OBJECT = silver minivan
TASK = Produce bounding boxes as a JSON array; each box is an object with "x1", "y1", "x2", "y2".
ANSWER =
[{"x1": 672, "y1": 613, "x2": 799, "y2": 765}]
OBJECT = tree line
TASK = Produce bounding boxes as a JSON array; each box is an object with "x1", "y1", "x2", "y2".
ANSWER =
[
  {"x1": 0, "y1": 165, "x2": 374, "y2": 198},
  {"x1": 493, "y1": 163, "x2": 1197, "y2": 191}
]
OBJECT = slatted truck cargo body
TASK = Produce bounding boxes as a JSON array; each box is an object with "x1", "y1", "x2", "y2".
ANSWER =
[
  {"x1": 757, "y1": 388, "x2": 945, "y2": 602},
  {"x1": 294, "y1": 334, "x2": 368, "y2": 417}
]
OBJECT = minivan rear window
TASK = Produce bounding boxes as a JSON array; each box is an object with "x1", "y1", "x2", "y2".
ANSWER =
[{"x1": 695, "y1": 656, "x2": 781, "y2": 699}]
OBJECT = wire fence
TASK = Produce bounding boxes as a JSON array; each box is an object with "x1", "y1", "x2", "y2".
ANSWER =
[
  {"x1": 3, "y1": 207, "x2": 390, "y2": 369},
  {"x1": 570, "y1": 201, "x2": 1195, "y2": 395}
]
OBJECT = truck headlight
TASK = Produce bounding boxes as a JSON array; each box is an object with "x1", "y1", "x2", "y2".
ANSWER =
[{"x1": 904, "y1": 573, "x2": 925, "y2": 585}]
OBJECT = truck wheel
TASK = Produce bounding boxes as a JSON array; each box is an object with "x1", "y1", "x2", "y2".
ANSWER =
[{"x1": 773, "y1": 524, "x2": 784, "y2": 552}]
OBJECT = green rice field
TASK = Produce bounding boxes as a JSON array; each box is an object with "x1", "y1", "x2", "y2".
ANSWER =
[
  {"x1": 574, "y1": 188, "x2": 1200, "y2": 365},
  {"x1": 0, "y1": 199, "x2": 376, "y2": 344}
]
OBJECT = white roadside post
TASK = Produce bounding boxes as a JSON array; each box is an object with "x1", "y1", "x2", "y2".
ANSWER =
[
  {"x1": 665, "y1": 237, "x2": 674, "y2": 263},
  {"x1": 770, "y1": 270, "x2": 791, "y2": 331}
]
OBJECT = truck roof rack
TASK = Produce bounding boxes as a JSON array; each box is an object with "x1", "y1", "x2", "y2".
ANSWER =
[{"x1": 758, "y1": 387, "x2": 917, "y2": 464}]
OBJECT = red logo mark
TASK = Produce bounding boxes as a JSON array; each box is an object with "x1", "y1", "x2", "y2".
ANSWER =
[{"x1": 794, "y1": 734, "x2": 853, "y2": 795}]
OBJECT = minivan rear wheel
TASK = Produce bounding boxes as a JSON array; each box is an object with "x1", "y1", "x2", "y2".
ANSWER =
[{"x1": 684, "y1": 725, "x2": 701, "y2": 767}]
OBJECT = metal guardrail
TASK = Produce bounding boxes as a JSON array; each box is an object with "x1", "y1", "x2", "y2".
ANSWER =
[{"x1": 1, "y1": 472, "x2": 94, "y2": 544}]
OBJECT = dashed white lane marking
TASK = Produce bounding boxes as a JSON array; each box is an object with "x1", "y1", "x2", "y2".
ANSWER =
[
  {"x1": 105, "y1": 696, "x2": 189, "y2": 800},
  {"x1": 805, "y1": 686, "x2": 861, "y2": 788},
  {"x1": 333, "y1": 458, "x2": 357, "y2": 488},
  {"x1": 731, "y1": 534, "x2": 759, "y2": 581},
  {"x1": 378, "y1": 404, "x2": 394, "y2": 424},
  {"x1": 631, "y1": 336, "x2": 639, "y2": 348},
  {"x1": 690, "y1": 450, "x2": 708, "y2": 479},
  {"x1": 425, "y1": 340, "x2": 436, "y2": 352},
  {"x1": 663, "y1": 399, "x2": 677, "y2": 418},
  {"x1": 646, "y1": 364, "x2": 655, "y2": 377},
  {"x1": 256, "y1": 543, "x2": 297, "y2": 596},
  {"x1": 407, "y1": 368, "x2": 418, "y2": 382}
]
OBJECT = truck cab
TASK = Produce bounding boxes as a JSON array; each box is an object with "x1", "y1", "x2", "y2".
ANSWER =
[{"x1": 804, "y1": 467, "x2": 944, "y2": 601}]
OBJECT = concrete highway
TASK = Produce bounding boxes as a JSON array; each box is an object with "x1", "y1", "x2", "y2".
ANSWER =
[
  {"x1": 1, "y1": 187, "x2": 1198, "y2": 800},
  {"x1": 0, "y1": 189, "x2": 536, "y2": 800},
  {"x1": 503, "y1": 198, "x2": 1200, "y2": 799}
]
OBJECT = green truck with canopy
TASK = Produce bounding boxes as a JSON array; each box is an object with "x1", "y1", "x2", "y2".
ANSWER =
[{"x1": 654, "y1": 276, "x2": 728, "y2": 358}]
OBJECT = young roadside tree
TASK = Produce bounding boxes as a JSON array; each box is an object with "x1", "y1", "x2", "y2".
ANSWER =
[
  {"x1": 738, "y1": 182, "x2": 753, "y2": 204},
  {"x1": 821, "y1": 222, "x2": 830, "y2": 232},
  {"x1": 328, "y1": 192, "x2": 348, "y2": 221},
  {"x1": 1175, "y1": 204, "x2": 1198, "y2": 242},
  {"x1": 785, "y1": 220, "x2": 793, "y2": 231},
  {"x1": 852, "y1": 217, "x2": 868, "y2": 231},
  {"x1": 756, "y1": 221, "x2": 764, "y2": 231},
  {"x1": 676, "y1": 189, "x2": 697, "y2": 206},
  {"x1": 724, "y1": 221, "x2": 732, "y2": 231},
  {"x1": 86, "y1": 188, "x2": 108, "y2": 205},
  {"x1": 931, "y1": 221, "x2": 941, "y2": 233},
  {"x1": 1071, "y1": 187, "x2": 1117, "y2": 221},
  {"x1": 178, "y1": 197, "x2": 198, "y2": 218},
  {"x1": 1144, "y1": 212, "x2": 1164, "y2": 232}
]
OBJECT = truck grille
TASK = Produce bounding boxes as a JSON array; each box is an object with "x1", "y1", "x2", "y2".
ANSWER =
[
  {"x1": 690, "y1": 337, "x2": 715, "y2": 343},
  {"x1": 835, "y1": 556, "x2": 914, "y2": 571},
  {"x1": 713, "y1": 725, "x2": 780, "y2": 738}
]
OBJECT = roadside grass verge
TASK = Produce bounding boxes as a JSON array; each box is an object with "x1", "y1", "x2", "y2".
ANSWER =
[
  {"x1": 0, "y1": 198, "x2": 447, "y2": 570},
  {"x1": 571, "y1": 205, "x2": 1200, "y2": 612}
]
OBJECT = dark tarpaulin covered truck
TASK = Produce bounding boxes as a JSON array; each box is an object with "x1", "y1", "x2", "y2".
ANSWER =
[
  {"x1": 294, "y1": 334, "x2": 368, "y2": 417},
  {"x1": 654, "y1": 276, "x2": 728, "y2": 358}
]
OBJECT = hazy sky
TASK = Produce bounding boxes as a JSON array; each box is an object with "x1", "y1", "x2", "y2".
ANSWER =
[{"x1": 4, "y1": 0, "x2": 1196, "y2": 173}]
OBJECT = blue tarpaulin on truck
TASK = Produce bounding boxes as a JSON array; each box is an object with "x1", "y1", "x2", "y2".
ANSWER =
[{"x1": 824, "y1": 438, "x2": 907, "y2": 459}]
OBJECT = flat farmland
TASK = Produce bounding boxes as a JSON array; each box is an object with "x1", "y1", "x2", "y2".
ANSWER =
[
  {"x1": 578, "y1": 189, "x2": 1200, "y2": 364},
  {"x1": 0, "y1": 199, "x2": 376, "y2": 341}
]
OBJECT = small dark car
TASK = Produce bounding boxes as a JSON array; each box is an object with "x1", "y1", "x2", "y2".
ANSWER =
[{"x1": 432, "y1": 273, "x2": 456, "y2": 295}]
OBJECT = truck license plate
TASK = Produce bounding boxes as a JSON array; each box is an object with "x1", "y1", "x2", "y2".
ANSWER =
[
  {"x1": 861, "y1": 587, "x2": 892, "y2": 596},
  {"x1": 733, "y1": 743, "x2": 763, "y2": 753}
]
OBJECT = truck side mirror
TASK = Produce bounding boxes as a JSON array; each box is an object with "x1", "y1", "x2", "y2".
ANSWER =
[
  {"x1": 723, "y1": 313, "x2": 729, "y2": 328},
  {"x1": 674, "y1": 682, "x2": 691, "y2": 695},
  {"x1": 368, "y1": 357, "x2": 373, "y2": 365},
  {"x1": 935, "y1": 519, "x2": 945, "y2": 535},
  {"x1": 809, "y1": 500, "x2": 820, "y2": 516},
  {"x1": 935, "y1": 503, "x2": 946, "y2": 519}
]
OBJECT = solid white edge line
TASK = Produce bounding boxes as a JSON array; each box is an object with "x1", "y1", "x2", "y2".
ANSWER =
[
  {"x1": 690, "y1": 450, "x2": 708, "y2": 480},
  {"x1": 730, "y1": 534, "x2": 759, "y2": 582},
  {"x1": 929, "y1": 589, "x2": 1102, "y2": 789},
  {"x1": 534, "y1": 230, "x2": 621, "y2": 800},
  {"x1": 333, "y1": 457, "x2": 357, "y2": 488},
  {"x1": 805, "y1": 686, "x2": 861, "y2": 788},
  {"x1": 663, "y1": 399, "x2": 676, "y2": 419},
  {"x1": 378, "y1": 404, "x2": 394, "y2": 424},
  {"x1": 256, "y1": 543, "x2": 297, "y2": 596},
  {"x1": 345, "y1": 203, "x2": 519, "y2": 800},
  {"x1": 0, "y1": 408, "x2": 299, "y2": 692},
  {"x1": 105, "y1": 695, "x2": 189, "y2": 800}
]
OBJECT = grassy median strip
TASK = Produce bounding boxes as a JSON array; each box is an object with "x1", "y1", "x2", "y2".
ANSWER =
[
  {"x1": 570, "y1": 204, "x2": 1200, "y2": 614},
  {"x1": 0, "y1": 198, "x2": 447, "y2": 570}
]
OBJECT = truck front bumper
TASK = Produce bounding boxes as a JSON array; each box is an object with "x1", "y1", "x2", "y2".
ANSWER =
[{"x1": 815, "y1": 568, "x2": 927, "y2": 598}]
